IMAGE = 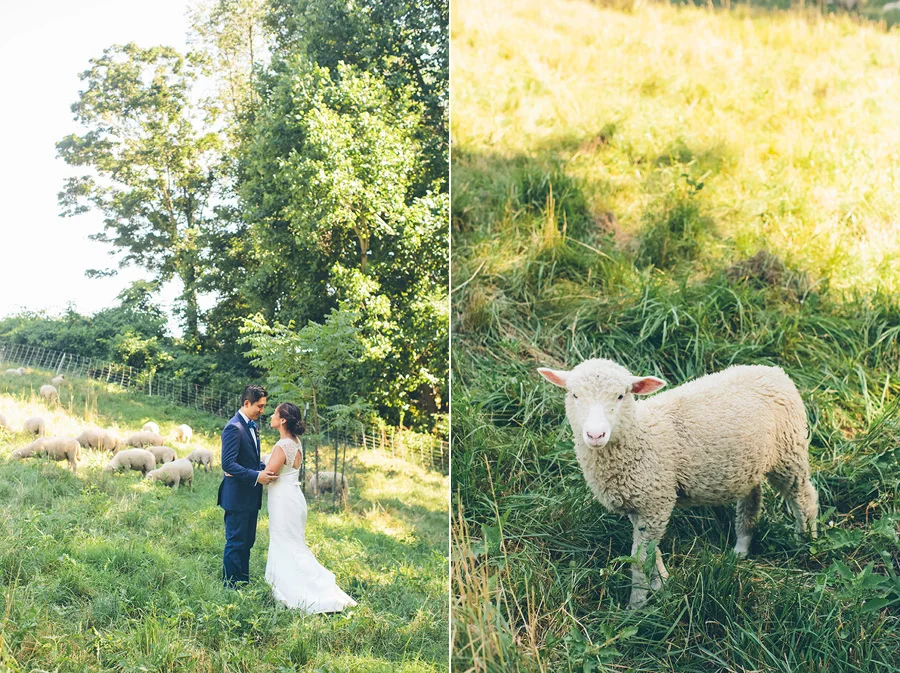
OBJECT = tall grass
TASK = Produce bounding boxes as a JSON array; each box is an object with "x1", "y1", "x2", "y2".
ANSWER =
[
  {"x1": 0, "y1": 370, "x2": 448, "y2": 672},
  {"x1": 452, "y1": 0, "x2": 900, "y2": 669}
]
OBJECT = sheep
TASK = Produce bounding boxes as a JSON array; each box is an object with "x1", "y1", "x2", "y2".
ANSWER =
[
  {"x1": 4, "y1": 368, "x2": 24, "y2": 376},
  {"x1": 146, "y1": 458, "x2": 194, "y2": 490},
  {"x1": 39, "y1": 385, "x2": 58, "y2": 403},
  {"x1": 12, "y1": 437, "x2": 80, "y2": 474},
  {"x1": 883, "y1": 1, "x2": 900, "y2": 10},
  {"x1": 51, "y1": 375, "x2": 67, "y2": 386},
  {"x1": 105, "y1": 448, "x2": 156, "y2": 476},
  {"x1": 0, "y1": 413, "x2": 10, "y2": 431},
  {"x1": 142, "y1": 421, "x2": 160, "y2": 434},
  {"x1": 307, "y1": 470, "x2": 349, "y2": 501},
  {"x1": 75, "y1": 427, "x2": 121, "y2": 453},
  {"x1": 124, "y1": 431, "x2": 165, "y2": 448},
  {"x1": 173, "y1": 424, "x2": 193, "y2": 443},
  {"x1": 538, "y1": 359, "x2": 818, "y2": 608},
  {"x1": 145, "y1": 445, "x2": 177, "y2": 465},
  {"x1": 186, "y1": 448, "x2": 213, "y2": 471},
  {"x1": 23, "y1": 416, "x2": 46, "y2": 437}
]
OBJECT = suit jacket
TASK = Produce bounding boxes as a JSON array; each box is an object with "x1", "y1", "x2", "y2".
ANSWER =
[{"x1": 217, "y1": 412, "x2": 264, "y2": 512}]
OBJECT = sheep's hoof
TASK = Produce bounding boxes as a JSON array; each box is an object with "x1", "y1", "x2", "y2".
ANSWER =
[
  {"x1": 649, "y1": 577, "x2": 663, "y2": 591},
  {"x1": 628, "y1": 590, "x2": 649, "y2": 610},
  {"x1": 733, "y1": 546, "x2": 749, "y2": 558}
]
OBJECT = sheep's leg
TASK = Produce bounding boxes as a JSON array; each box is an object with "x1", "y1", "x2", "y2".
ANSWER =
[
  {"x1": 734, "y1": 485, "x2": 762, "y2": 557},
  {"x1": 789, "y1": 478, "x2": 818, "y2": 539},
  {"x1": 767, "y1": 471, "x2": 819, "y2": 540},
  {"x1": 628, "y1": 512, "x2": 670, "y2": 608}
]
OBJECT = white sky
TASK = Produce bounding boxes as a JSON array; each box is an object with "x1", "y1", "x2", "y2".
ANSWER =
[{"x1": 0, "y1": 0, "x2": 198, "y2": 333}]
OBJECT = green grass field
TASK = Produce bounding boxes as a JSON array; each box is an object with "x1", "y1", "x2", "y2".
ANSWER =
[
  {"x1": 0, "y1": 370, "x2": 448, "y2": 672},
  {"x1": 451, "y1": 0, "x2": 900, "y2": 670}
]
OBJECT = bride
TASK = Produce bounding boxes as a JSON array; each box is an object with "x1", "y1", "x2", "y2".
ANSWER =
[{"x1": 263, "y1": 401, "x2": 357, "y2": 613}]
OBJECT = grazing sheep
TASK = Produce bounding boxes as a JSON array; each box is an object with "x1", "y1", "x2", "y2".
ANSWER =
[
  {"x1": 124, "y1": 431, "x2": 165, "y2": 448},
  {"x1": 4, "y1": 368, "x2": 25, "y2": 376},
  {"x1": 883, "y1": 0, "x2": 900, "y2": 10},
  {"x1": 173, "y1": 424, "x2": 193, "y2": 443},
  {"x1": 146, "y1": 458, "x2": 194, "y2": 490},
  {"x1": 10, "y1": 443, "x2": 39, "y2": 460},
  {"x1": 0, "y1": 413, "x2": 10, "y2": 431},
  {"x1": 186, "y1": 448, "x2": 213, "y2": 471},
  {"x1": 145, "y1": 445, "x2": 177, "y2": 465},
  {"x1": 105, "y1": 448, "x2": 156, "y2": 476},
  {"x1": 75, "y1": 427, "x2": 121, "y2": 453},
  {"x1": 51, "y1": 375, "x2": 67, "y2": 386},
  {"x1": 12, "y1": 437, "x2": 80, "y2": 474},
  {"x1": 142, "y1": 421, "x2": 160, "y2": 434},
  {"x1": 23, "y1": 416, "x2": 46, "y2": 437},
  {"x1": 539, "y1": 359, "x2": 819, "y2": 608},
  {"x1": 307, "y1": 471, "x2": 349, "y2": 501},
  {"x1": 39, "y1": 385, "x2": 59, "y2": 403}
]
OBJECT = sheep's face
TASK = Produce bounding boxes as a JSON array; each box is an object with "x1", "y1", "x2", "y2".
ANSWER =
[{"x1": 539, "y1": 359, "x2": 666, "y2": 448}]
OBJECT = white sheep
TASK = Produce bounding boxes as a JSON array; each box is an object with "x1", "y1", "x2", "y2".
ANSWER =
[
  {"x1": 12, "y1": 437, "x2": 81, "y2": 474},
  {"x1": 539, "y1": 359, "x2": 818, "y2": 608},
  {"x1": 39, "y1": 385, "x2": 59, "y2": 403},
  {"x1": 186, "y1": 448, "x2": 213, "y2": 471},
  {"x1": 4, "y1": 368, "x2": 24, "y2": 376},
  {"x1": 51, "y1": 375, "x2": 67, "y2": 386},
  {"x1": 173, "y1": 424, "x2": 193, "y2": 443},
  {"x1": 23, "y1": 416, "x2": 46, "y2": 437},
  {"x1": 146, "y1": 458, "x2": 194, "y2": 490},
  {"x1": 75, "y1": 428, "x2": 121, "y2": 453},
  {"x1": 306, "y1": 470, "x2": 349, "y2": 501},
  {"x1": 0, "y1": 413, "x2": 10, "y2": 431},
  {"x1": 124, "y1": 431, "x2": 165, "y2": 447},
  {"x1": 145, "y1": 445, "x2": 177, "y2": 465},
  {"x1": 105, "y1": 448, "x2": 156, "y2": 475},
  {"x1": 883, "y1": 1, "x2": 900, "y2": 10},
  {"x1": 142, "y1": 421, "x2": 160, "y2": 434}
]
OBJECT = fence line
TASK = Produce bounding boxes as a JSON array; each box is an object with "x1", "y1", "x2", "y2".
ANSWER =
[{"x1": 0, "y1": 340, "x2": 448, "y2": 474}]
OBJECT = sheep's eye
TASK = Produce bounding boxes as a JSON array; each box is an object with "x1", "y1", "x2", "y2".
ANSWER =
[{"x1": 617, "y1": 394, "x2": 624, "y2": 400}]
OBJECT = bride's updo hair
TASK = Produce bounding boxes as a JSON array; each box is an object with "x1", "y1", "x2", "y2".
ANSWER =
[{"x1": 278, "y1": 402, "x2": 305, "y2": 436}]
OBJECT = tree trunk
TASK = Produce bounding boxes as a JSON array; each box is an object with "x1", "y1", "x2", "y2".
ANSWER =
[{"x1": 181, "y1": 264, "x2": 200, "y2": 343}]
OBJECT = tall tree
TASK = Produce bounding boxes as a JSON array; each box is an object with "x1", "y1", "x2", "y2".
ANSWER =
[
  {"x1": 57, "y1": 44, "x2": 222, "y2": 343},
  {"x1": 239, "y1": 58, "x2": 448, "y2": 426}
]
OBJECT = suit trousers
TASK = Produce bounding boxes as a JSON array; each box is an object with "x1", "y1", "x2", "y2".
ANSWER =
[{"x1": 223, "y1": 509, "x2": 259, "y2": 587}]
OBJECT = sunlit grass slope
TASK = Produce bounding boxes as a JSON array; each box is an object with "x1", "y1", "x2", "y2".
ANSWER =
[
  {"x1": 452, "y1": 0, "x2": 900, "y2": 670},
  {"x1": 0, "y1": 369, "x2": 448, "y2": 672}
]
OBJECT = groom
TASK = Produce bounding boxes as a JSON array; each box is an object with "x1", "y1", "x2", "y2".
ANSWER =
[{"x1": 218, "y1": 384, "x2": 279, "y2": 588}]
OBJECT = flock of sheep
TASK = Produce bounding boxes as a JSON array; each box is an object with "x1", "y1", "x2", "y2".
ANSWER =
[
  {"x1": 1, "y1": 369, "x2": 350, "y2": 501},
  {"x1": 2, "y1": 411, "x2": 211, "y2": 490}
]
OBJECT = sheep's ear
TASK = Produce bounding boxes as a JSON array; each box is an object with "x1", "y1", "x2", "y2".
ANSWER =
[
  {"x1": 630, "y1": 376, "x2": 666, "y2": 395},
  {"x1": 538, "y1": 367, "x2": 570, "y2": 388}
]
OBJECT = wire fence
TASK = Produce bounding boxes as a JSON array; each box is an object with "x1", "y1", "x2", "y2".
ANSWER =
[{"x1": 0, "y1": 339, "x2": 449, "y2": 475}]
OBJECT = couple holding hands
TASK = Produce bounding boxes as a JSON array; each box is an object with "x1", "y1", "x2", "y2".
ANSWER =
[{"x1": 217, "y1": 384, "x2": 356, "y2": 613}]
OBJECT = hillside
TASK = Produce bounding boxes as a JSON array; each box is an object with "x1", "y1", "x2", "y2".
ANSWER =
[
  {"x1": 451, "y1": 0, "x2": 900, "y2": 670},
  {"x1": 0, "y1": 370, "x2": 448, "y2": 672}
]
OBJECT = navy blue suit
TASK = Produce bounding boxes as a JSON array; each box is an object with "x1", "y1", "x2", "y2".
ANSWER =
[{"x1": 218, "y1": 411, "x2": 264, "y2": 586}]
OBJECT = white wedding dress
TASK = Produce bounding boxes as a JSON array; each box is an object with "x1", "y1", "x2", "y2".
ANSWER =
[{"x1": 264, "y1": 437, "x2": 357, "y2": 613}]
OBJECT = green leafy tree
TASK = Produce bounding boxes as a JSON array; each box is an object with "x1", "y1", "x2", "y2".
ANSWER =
[
  {"x1": 239, "y1": 306, "x2": 364, "y2": 439},
  {"x1": 57, "y1": 43, "x2": 222, "y2": 343},
  {"x1": 240, "y1": 58, "x2": 448, "y2": 426}
]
